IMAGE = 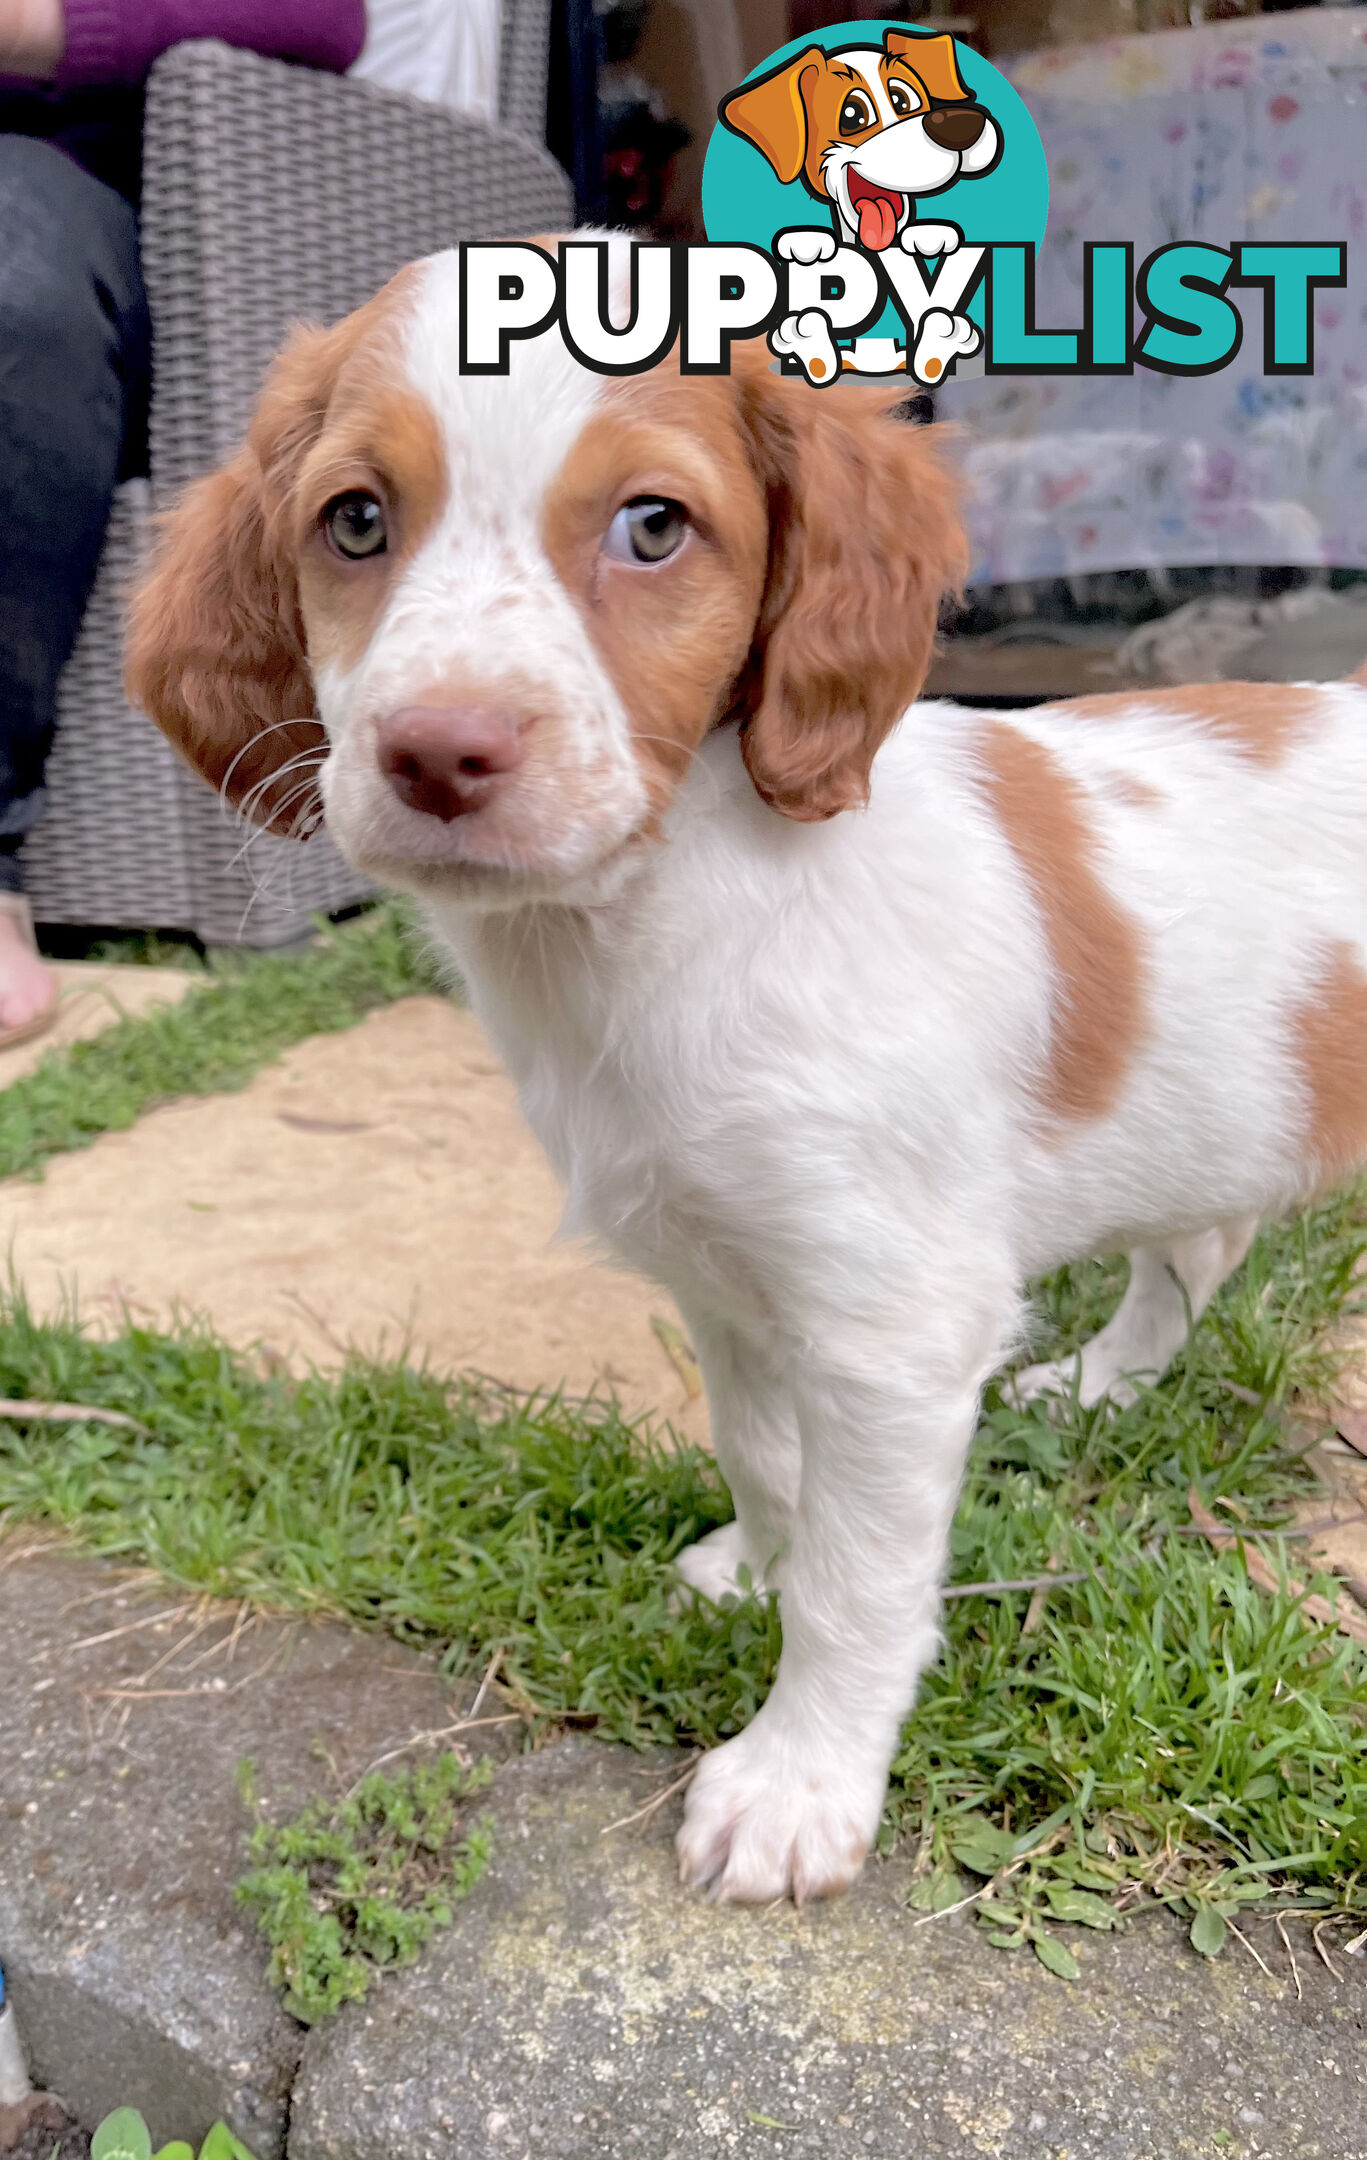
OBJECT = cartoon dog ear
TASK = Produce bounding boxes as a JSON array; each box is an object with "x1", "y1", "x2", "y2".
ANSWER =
[
  {"x1": 719, "y1": 47, "x2": 825, "y2": 186},
  {"x1": 730, "y1": 343, "x2": 969, "y2": 824},
  {"x1": 884, "y1": 29, "x2": 971, "y2": 104}
]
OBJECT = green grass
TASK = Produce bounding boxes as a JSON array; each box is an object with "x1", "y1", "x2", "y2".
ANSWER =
[
  {"x1": 0, "y1": 902, "x2": 447, "y2": 1182},
  {"x1": 235, "y1": 1752, "x2": 493, "y2": 2023},
  {"x1": 0, "y1": 1191, "x2": 1364, "y2": 1965}
]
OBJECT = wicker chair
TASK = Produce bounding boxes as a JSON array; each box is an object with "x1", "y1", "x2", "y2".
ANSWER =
[{"x1": 23, "y1": 8, "x2": 573, "y2": 946}]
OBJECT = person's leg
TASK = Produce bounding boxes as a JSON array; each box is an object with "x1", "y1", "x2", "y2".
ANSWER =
[{"x1": 0, "y1": 138, "x2": 150, "y2": 1029}]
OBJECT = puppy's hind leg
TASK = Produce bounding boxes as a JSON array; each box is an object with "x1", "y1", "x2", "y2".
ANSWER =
[
  {"x1": 1013, "y1": 1213, "x2": 1260, "y2": 1409},
  {"x1": 672, "y1": 1315, "x2": 801, "y2": 1607}
]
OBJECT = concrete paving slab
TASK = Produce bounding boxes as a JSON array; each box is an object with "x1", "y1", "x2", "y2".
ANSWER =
[
  {"x1": 0, "y1": 964, "x2": 194, "y2": 1091},
  {"x1": 2, "y1": 1542, "x2": 1364, "y2": 2160},
  {"x1": 290, "y1": 1739, "x2": 1367, "y2": 2160},
  {"x1": 0, "y1": 997, "x2": 708, "y2": 1443},
  {"x1": 0, "y1": 1540, "x2": 503, "y2": 2156}
]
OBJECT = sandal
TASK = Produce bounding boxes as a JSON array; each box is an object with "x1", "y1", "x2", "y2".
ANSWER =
[{"x1": 0, "y1": 892, "x2": 59, "y2": 1053}]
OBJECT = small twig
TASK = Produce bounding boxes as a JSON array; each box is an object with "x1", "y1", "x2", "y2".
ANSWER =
[
  {"x1": 1022, "y1": 1553, "x2": 1061, "y2": 1637},
  {"x1": 0, "y1": 1397, "x2": 147, "y2": 1435},
  {"x1": 467, "y1": 1643, "x2": 504, "y2": 1724},
  {"x1": 280, "y1": 1288, "x2": 353, "y2": 1361},
  {"x1": 1343, "y1": 1925, "x2": 1367, "y2": 1957},
  {"x1": 944, "y1": 1570, "x2": 1088, "y2": 1600},
  {"x1": 1313, "y1": 1920, "x2": 1344, "y2": 1982},
  {"x1": 600, "y1": 1762, "x2": 698, "y2": 1838},
  {"x1": 1227, "y1": 1918, "x2": 1276, "y2": 1982},
  {"x1": 1275, "y1": 1912, "x2": 1302, "y2": 2000},
  {"x1": 346, "y1": 1712, "x2": 523, "y2": 1793},
  {"x1": 64, "y1": 1604, "x2": 189, "y2": 1654}
]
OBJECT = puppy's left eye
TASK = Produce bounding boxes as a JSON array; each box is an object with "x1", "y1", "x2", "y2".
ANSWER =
[
  {"x1": 604, "y1": 498, "x2": 688, "y2": 565},
  {"x1": 323, "y1": 490, "x2": 388, "y2": 560},
  {"x1": 888, "y1": 80, "x2": 915, "y2": 117}
]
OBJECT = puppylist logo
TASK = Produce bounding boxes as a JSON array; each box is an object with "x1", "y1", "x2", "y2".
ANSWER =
[{"x1": 458, "y1": 19, "x2": 1346, "y2": 389}]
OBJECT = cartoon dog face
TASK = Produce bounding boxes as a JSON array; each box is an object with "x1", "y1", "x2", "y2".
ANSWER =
[{"x1": 721, "y1": 30, "x2": 1000, "y2": 253}]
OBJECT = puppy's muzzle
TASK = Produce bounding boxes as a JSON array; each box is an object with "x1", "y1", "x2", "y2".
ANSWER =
[
  {"x1": 923, "y1": 105, "x2": 988, "y2": 152},
  {"x1": 376, "y1": 706, "x2": 526, "y2": 822}
]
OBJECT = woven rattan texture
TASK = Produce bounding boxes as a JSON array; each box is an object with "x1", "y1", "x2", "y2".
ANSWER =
[
  {"x1": 24, "y1": 485, "x2": 201, "y2": 931},
  {"x1": 143, "y1": 40, "x2": 573, "y2": 489},
  {"x1": 32, "y1": 30, "x2": 570, "y2": 944},
  {"x1": 499, "y1": 0, "x2": 552, "y2": 141}
]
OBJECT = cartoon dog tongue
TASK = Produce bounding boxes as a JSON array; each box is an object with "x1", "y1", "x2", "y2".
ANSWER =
[
  {"x1": 856, "y1": 192, "x2": 899, "y2": 251},
  {"x1": 847, "y1": 177, "x2": 901, "y2": 252}
]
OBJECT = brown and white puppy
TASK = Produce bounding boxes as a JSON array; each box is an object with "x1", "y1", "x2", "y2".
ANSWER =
[{"x1": 127, "y1": 238, "x2": 1367, "y2": 1907}]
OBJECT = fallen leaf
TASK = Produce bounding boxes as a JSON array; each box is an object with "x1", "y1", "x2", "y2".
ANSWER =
[{"x1": 1188, "y1": 1487, "x2": 1367, "y2": 1647}]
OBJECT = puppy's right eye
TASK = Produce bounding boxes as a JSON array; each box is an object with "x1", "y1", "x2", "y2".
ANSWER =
[
  {"x1": 323, "y1": 491, "x2": 388, "y2": 560},
  {"x1": 839, "y1": 91, "x2": 874, "y2": 135},
  {"x1": 604, "y1": 498, "x2": 688, "y2": 565}
]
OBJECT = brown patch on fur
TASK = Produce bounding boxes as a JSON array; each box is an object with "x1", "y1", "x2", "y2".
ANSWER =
[
  {"x1": 294, "y1": 384, "x2": 446, "y2": 677},
  {"x1": 542, "y1": 369, "x2": 769, "y2": 821},
  {"x1": 1064, "y1": 682, "x2": 1319, "y2": 767},
  {"x1": 1104, "y1": 772, "x2": 1161, "y2": 809},
  {"x1": 721, "y1": 30, "x2": 971, "y2": 201},
  {"x1": 125, "y1": 267, "x2": 438, "y2": 834},
  {"x1": 542, "y1": 345, "x2": 967, "y2": 825},
  {"x1": 1292, "y1": 942, "x2": 1367, "y2": 1186},
  {"x1": 976, "y1": 721, "x2": 1147, "y2": 1122}
]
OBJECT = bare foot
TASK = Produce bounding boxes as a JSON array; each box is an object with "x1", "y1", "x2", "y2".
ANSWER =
[{"x1": 0, "y1": 908, "x2": 56, "y2": 1034}]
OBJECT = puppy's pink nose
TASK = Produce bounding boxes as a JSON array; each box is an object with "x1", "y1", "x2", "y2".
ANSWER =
[{"x1": 376, "y1": 706, "x2": 524, "y2": 822}]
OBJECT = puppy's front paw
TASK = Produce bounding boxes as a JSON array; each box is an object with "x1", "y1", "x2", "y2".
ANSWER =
[
  {"x1": 676, "y1": 1725, "x2": 882, "y2": 1904},
  {"x1": 674, "y1": 1521, "x2": 770, "y2": 1607}
]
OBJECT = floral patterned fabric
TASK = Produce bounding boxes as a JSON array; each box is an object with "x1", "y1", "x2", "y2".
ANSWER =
[{"x1": 939, "y1": 11, "x2": 1367, "y2": 580}]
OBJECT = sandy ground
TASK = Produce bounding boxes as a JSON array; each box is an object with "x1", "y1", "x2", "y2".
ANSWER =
[{"x1": 0, "y1": 992, "x2": 709, "y2": 1442}]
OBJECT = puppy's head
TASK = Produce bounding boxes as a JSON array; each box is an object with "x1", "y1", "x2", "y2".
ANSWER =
[
  {"x1": 127, "y1": 238, "x2": 967, "y2": 912},
  {"x1": 720, "y1": 31, "x2": 1000, "y2": 250}
]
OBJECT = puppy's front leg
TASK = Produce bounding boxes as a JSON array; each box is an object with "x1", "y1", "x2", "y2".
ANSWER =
[{"x1": 677, "y1": 1281, "x2": 1015, "y2": 1904}]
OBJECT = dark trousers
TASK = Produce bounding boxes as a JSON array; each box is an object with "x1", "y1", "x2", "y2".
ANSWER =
[{"x1": 0, "y1": 136, "x2": 149, "y2": 891}]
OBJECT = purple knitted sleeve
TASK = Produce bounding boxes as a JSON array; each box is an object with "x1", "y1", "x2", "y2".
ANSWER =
[{"x1": 53, "y1": 0, "x2": 367, "y2": 87}]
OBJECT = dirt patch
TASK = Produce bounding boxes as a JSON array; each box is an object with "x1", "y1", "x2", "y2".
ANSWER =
[
  {"x1": 0, "y1": 997, "x2": 709, "y2": 1443},
  {"x1": 0, "y1": 2095, "x2": 90, "y2": 2160}
]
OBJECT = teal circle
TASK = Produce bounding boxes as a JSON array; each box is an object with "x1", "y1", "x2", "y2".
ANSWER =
[{"x1": 701, "y1": 21, "x2": 1049, "y2": 337}]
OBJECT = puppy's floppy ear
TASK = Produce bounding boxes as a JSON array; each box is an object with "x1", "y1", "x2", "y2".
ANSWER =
[
  {"x1": 719, "y1": 48, "x2": 824, "y2": 186},
  {"x1": 885, "y1": 29, "x2": 971, "y2": 104},
  {"x1": 125, "y1": 318, "x2": 355, "y2": 836},
  {"x1": 730, "y1": 346, "x2": 968, "y2": 824}
]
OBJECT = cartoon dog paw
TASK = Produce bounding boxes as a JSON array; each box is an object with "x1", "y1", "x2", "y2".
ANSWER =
[
  {"x1": 769, "y1": 308, "x2": 841, "y2": 386},
  {"x1": 900, "y1": 221, "x2": 963, "y2": 258},
  {"x1": 775, "y1": 228, "x2": 838, "y2": 266},
  {"x1": 911, "y1": 306, "x2": 980, "y2": 384}
]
